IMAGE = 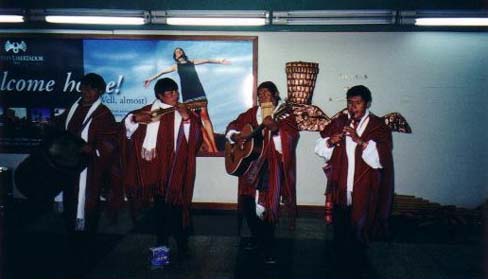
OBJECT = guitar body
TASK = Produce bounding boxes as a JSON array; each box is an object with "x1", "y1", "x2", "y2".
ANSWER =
[{"x1": 225, "y1": 124, "x2": 263, "y2": 176}]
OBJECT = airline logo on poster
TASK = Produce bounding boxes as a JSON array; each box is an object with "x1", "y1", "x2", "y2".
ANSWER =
[
  {"x1": 1, "y1": 39, "x2": 44, "y2": 63},
  {"x1": 4, "y1": 40, "x2": 27, "y2": 53}
]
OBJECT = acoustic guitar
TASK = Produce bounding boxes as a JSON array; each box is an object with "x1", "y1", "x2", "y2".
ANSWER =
[{"x1": 225, "y1": 103, "x2": 290, "y2": 176}]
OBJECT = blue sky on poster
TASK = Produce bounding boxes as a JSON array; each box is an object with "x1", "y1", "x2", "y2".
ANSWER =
[{"x1": 83, "y1": 39, "x2": 254, "y2": 133}]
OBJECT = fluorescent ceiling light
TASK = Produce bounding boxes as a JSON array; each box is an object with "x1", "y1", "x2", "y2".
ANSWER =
[
  {"x1": 45, "y1": 15, "x2": 145, "y2": 25},
  {"x1": 415, "y1": 17, "x2": 488, "y2": 26},
  {"x1": 273, "y1": 10, "x2": 396, "y2": 25},
  {"x1": 158, "y1": 10, "x2": 268, "y2": 26},
  {"x1": 275, "y1": 18, "x2": 392, "y2": 25},
  {"x1": 0, "y1": 15, "x2": 24, "y2": 23},
  {"x1": 167, "y1": 17, "x2": 266, "y2": 26}
]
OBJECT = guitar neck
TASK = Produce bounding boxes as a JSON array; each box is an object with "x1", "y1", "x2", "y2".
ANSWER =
[
  {"x1": 244, "y1": 124, "x2": 265, "y2": 140},
  {"x1": 244, "y1": 114, "x2": 282, "y2": 140},
  {"x1": 243, "y1": 103, "x2": 290, "y2": 140}
]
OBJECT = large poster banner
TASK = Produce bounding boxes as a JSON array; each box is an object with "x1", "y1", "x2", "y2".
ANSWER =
[{"x1": 0, "y1": 36, "x2": 257, "y2": 155}]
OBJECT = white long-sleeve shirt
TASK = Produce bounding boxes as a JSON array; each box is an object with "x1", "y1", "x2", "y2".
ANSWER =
[{"x1": 314, "y1": 110, "x2": 382, "y2": 205}]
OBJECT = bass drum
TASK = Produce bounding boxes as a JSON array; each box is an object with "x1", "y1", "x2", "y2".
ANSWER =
[{"x1": 15, "y1": 129, "x2": 87, "y2": 202}]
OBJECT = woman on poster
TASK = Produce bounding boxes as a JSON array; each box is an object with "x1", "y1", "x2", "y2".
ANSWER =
[{"x1": 144, "y1": 47, "x2": 230, "y2": 153}]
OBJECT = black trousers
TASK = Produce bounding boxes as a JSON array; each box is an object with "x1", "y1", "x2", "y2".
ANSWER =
[
  {"x1": 332, "y1": 205, "x2": 368, "y2": 246},
  {"x1": 332, "y1": 206, "x2": 352, "y2": 244},
  {"x1": 153, "y1": 195, "x2": 189, "y2": 251},
  {"x1": 239, "y1": 195, "x2": 275, "y2": 257},
  {"x1": 332, "y1": 206, "x2": 368, "y2": 265},
  {"x1": 332, "y1": 206, "x2": 370, "y2": 276}
]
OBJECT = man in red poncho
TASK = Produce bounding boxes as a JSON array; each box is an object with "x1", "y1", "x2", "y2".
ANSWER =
[
  {"x1": 315, "y1": 85, "x2": 394, "y2": 252},
  {"x1": 121, "y1": 78, "x2": 202, "y2": 261},
  {"x1": 57, "y1": 73, "x2": 117, "y2": 234},
  {"x1": 226, "y1": 81, "x2": 299, "y2": 264}
]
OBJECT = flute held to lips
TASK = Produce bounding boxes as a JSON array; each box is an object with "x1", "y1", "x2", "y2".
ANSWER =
[
  {"x1": 326, "y1": 117, "x2": 359, "y2": 148},
  {"x1": 132, "y1": 100, "x2": 207, "y2": 124}
]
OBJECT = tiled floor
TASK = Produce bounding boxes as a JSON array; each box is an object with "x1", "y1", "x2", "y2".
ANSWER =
[{"x1": 4, "y1": 203, "x2": 485, "y2": 279}]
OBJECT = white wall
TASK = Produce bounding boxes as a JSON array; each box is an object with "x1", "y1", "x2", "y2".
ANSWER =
[
  {"x1": 2, "y1": 31, "x2": 487, "y2": 208},
  {"x1": 194, "y1": 31, "x2": 488, "y2": 208}
]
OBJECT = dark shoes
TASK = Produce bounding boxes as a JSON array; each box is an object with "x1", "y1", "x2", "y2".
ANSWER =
[
  {"x1": 176, "y1": 243, "x2": 192, "y2": 261},
  {"x1": 264, "y1": 256, "x2": 277, "y2": 264},
  {"x1": 240, "y1": 237, "x2": 276, "y2": 264},
  {"x1": 243, "y1": 239, "x2": 258, "y2": 251},
  {"x1": 178, "y1": 249, "x2": 191, "y2": 260}
]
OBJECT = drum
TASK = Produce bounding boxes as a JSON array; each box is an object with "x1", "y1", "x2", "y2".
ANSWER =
[{"x1": 15, "y1": 129, "x2": 87, "y2": 202}]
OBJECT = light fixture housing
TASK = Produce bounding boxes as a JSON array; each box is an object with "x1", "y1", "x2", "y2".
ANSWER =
[
  {"x1": 31, "y1": 9, "x2": 148, "y2": 25},
  {"x1": 3, "y1": 8, "x2": 488, "y2": 29},
  {"x1": 151, "y1": 10, "x2": 269, "y2": 26},
  {"x1": 272, "y1": 10, "x2": 397, "y2": 25}
]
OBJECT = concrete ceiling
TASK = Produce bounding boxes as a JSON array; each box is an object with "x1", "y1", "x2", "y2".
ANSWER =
[
  {"x1": 1, "y1": 0, "x2": 487, "y2": 32},
  {"x1": 3, "y1": 0, "x2": 487, "y2": 10}
]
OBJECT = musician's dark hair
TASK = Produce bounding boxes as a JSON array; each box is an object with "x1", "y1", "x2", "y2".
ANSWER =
[
  {"x1": 257, "y1": 81, "x2": 281, "y2": 102},
  {"x1": 154, "y1": 78, "x2": 179, "y2": 98},
  {"x1": 173, "y1": 47, "x2": 189, "y2": 62},
  {"x1": 346, "y1": 85, "x2": 372, "y2": 103},
  {"x1": 81, "y1": 73, "x2": 106, "y2": 94}
]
